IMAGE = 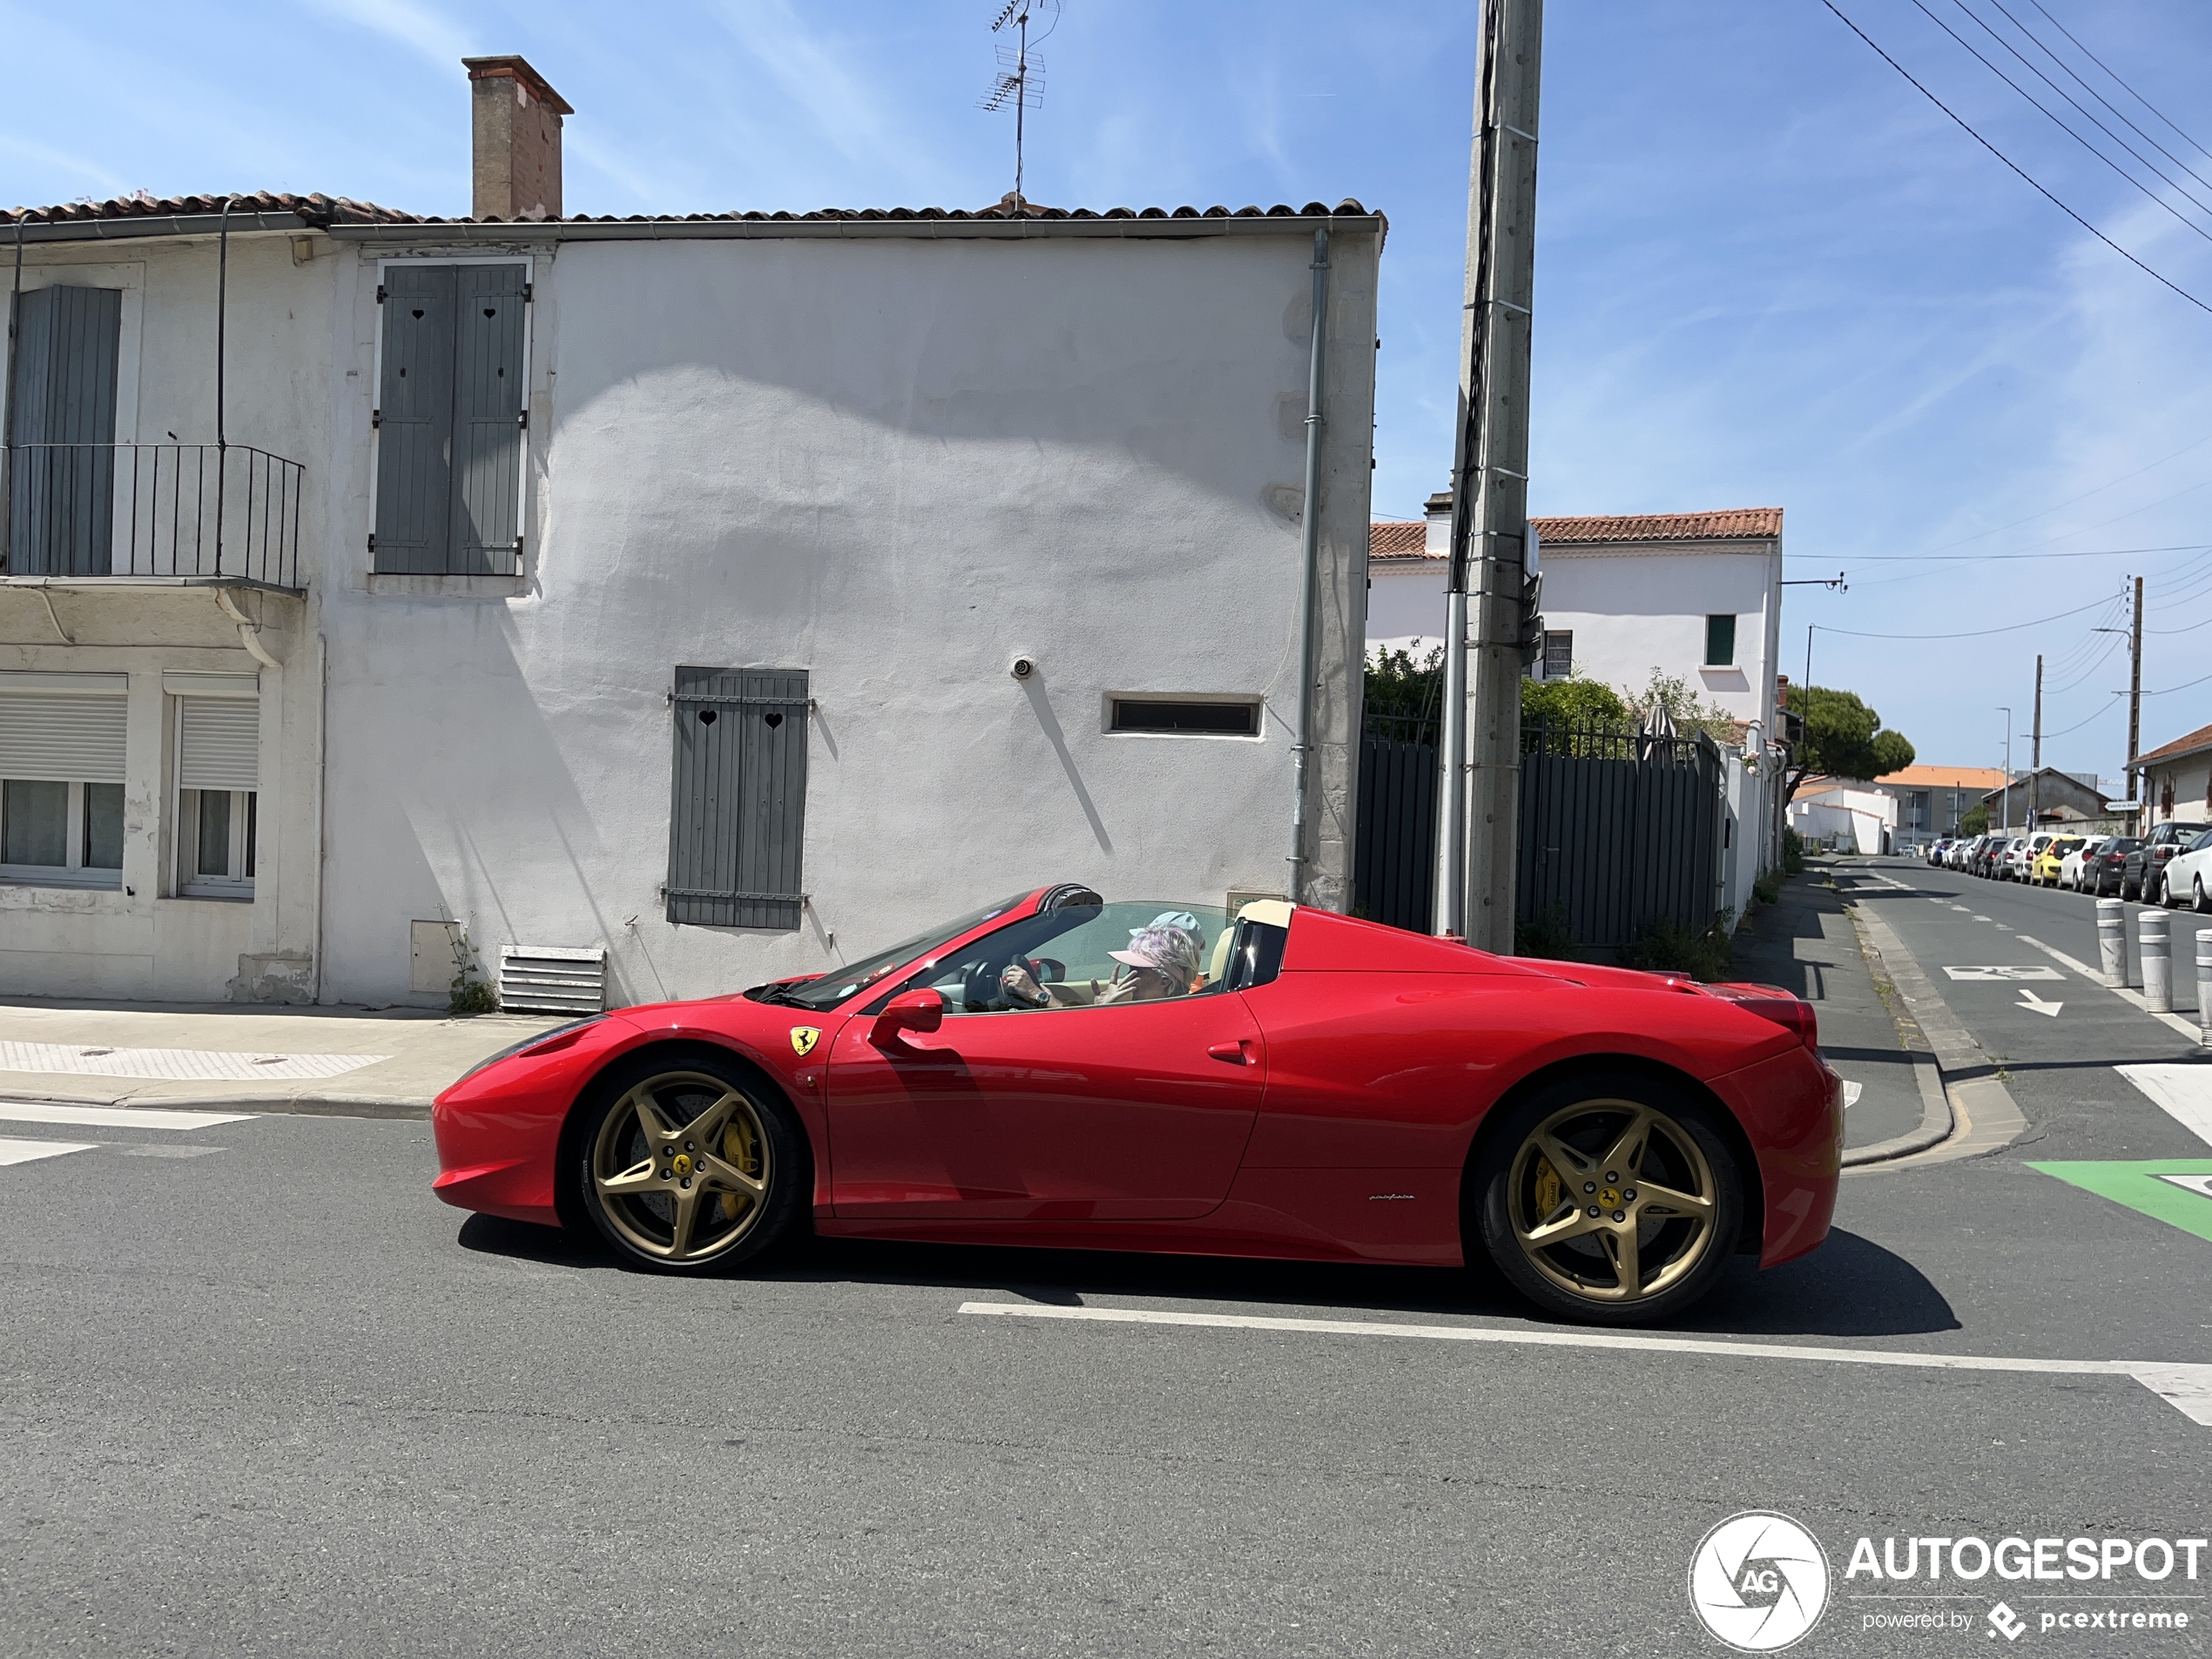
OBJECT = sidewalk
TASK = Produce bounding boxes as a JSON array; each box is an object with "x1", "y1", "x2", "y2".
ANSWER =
[
  {"x1": 0, "y1": 997, "x2": 570, "y2": 1118},
  {"x1": 1729, "y1": 861, "x2": 1946, "y2": 1157}
]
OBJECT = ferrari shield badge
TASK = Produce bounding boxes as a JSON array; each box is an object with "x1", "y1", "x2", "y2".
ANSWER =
[{"x1": 789, "y1": 1027, "x2": 821, "y2": 1057}]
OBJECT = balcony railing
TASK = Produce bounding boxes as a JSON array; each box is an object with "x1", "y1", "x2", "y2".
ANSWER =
[{"x1": 2, "y1": 442, "x2": 305, "y2": 591}]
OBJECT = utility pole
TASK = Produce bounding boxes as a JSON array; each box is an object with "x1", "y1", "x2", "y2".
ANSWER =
[
  {"x1": 1436, "y1": 0, "x2": 1543, "y2": 948},
  {"x1": 2029, "y1": 653, "x2": 2042, "y2": 828},
  {"x1": 2128, "y1": 574, "x2": 2144, "y2": 807},
  {"x1": 1996, "y1": 707, "x2": 2012, "y2": 832}
]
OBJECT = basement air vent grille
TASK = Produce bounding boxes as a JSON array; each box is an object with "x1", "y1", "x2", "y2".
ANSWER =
[{"x1": 497, "y1": 945, "x2": 608, "y2": 1015}]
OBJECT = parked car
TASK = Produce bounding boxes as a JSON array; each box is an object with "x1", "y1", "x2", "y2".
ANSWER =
[
  {"x1": 2033, "y1": 835, "x2": 2084, "y2": 887},
  {"x1": 2058, "y1": 835, "x2": 2106, "y2": 890},
  {"x1": 2124, "y1": 822, "x2": 2210, "y2": 900},
  {"x1": 2000, "y1": 835, "x2": 2039, "y2": 881},
  {"x1": 1966, "y1": 834, "x2": 1997, "y2": 877},
  {"x1": 431, "y1": 887, "x2": 1842, "y2": 1324},
  {"x1": 2085, "y1": 836, "x2": 2141, "y2": 897},
  {"x1": 2156, "y1": 827, "x2": 2212, "y2": 911}
]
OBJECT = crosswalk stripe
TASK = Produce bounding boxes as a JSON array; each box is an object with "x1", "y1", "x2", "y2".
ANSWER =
[
  {"x1": 0, "y1": 1102, "x2": 253, "y2": 1131},
  {"x1": 0, "y1": 1137, "x2": 98, "y2": 1166}
]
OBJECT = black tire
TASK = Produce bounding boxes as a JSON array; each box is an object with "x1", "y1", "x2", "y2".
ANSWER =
[
  {"x1": 1471, "y1": 1069, "x2": 1745, "y2": 1326},
  {"x1": 572, "y1": 1048, "x2": 809, "y2": 1275}
]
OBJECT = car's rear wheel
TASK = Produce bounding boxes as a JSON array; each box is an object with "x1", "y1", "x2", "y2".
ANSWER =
[
  {"x1": 2195, "y1": 876, "x2": 2209, "y2": 915},
  {"x1": 575, "y1": 1052, "x2": 806, "y2": 1274},
  {"x1": 1474, "y1": 1072, "x2": 1744, "y2": 1325}
]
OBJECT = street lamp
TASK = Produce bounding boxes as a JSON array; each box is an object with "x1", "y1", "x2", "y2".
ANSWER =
[{"x1": 1996, "y1": 706, "x2": 2013, "y2": 832}]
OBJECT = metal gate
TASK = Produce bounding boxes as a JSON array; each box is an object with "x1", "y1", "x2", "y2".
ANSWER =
[
  {"x1": 1352, "y1": 715, "x2": 1723, "y2": 948},
  {"x1": 1515, "y1": 718, "x2": 1722, "y2": 948}
]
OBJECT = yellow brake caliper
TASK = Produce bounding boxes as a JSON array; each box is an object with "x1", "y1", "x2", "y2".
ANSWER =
[
  {"x1": 720, "y1": 1115, "x2": 758, "y2": 1222},
  {"x1": 1533, "y1": 1153, "x2": 1561, "y2": 1224}
]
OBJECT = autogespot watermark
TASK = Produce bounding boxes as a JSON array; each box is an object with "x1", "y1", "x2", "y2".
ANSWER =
[{"x1": 1689, "y1": 1515, "x2": 2208, "y2": 1649}]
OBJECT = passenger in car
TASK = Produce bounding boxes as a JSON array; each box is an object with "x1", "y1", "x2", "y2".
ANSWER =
[{"x1": 1000, "y1": 922, "x2": 1204, "y2": 1008}]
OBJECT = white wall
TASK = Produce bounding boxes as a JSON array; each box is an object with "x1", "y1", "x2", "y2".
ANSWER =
[
  {"x1": 1540, "y1": 541, "x2": 1782, "y2": 732},
  {"x1": 1789, "y1": 787, "x2": 1896, "y2": 854},
  {"x1": 1367, "y1": 561, "x2": 1447, "y2": 657},
  {"x1": 315, "y1": 228, "x2": 1379, "y2": 1007}
]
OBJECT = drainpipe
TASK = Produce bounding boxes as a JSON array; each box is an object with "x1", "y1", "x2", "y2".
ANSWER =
[
  {"x1": 1290, "y1": 226, "x2": 1331, "y2": 904},
  {"x1": 5, "y1": 214, "x2": 22, "y2": 572},
  {"x1": 216, "y1": 197, "x2": 233, "y2": 575}
]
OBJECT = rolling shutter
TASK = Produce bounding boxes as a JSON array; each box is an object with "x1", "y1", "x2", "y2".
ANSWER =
[
  {"x1": 449, "y1": 264, "x2": 527, "y2": 574},
  {"x1": 0, "y1": 676, "x2": 128, "y2": 784},
  {"x1": 666, "y1": 667, "x2": 809, "y2": 930},
  {"x1": 373, "y1": 265, "x2": 458, "y2": 573},
  {"x1": 178, "y1": 698, "x2": 260, "y2": 792},
  {"x1": 6, "y1": 285, "x2": 121, "y2": 577}
]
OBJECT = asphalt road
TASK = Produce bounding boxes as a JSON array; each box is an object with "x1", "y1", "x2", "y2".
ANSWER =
[{"x1": 2, "y1": 880, "x2": 2209, "y2": 1658}]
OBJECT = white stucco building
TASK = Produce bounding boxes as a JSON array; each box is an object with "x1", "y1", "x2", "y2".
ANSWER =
[
  {"x1": 2, "y1": 55, "x2": 1380, "y2": 1008},
  {"x1": 1368, "y1": 495, "x2": 1784, "y2": 738}
]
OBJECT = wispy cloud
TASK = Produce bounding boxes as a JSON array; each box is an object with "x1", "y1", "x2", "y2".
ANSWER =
[
  {"x1": 712, "y1": 0, "x2": 937, "y2": 189},
  {"x1": 0, "y1": 135, "x2": 125, "y2": 199},
  {"x1": 307, "y1": 0, "x2": 475, "y2": 73}
]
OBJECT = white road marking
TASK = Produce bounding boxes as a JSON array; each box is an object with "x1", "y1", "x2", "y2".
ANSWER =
[
  {"x1": 2155, "y1": 1172, "x2": 2212, "y2": 1200},
  {"x1": 1973, "y1": 914, "x2": 1992, "y2": 921},
  {"x1": 0, "y1": 1137, "x2": 98, "y2": 1166},
  {"x1": 0, "y1": 1102, "x2": 253, "y2": 1130},
  {"x1": 2118, "y1": 1065, "x2": 2212, "y2": 1149},
  {"x1": 1944, "y1": 966, "x2": 2062, "y2": 981},
  {"x1": 1843, "y1": 1081, "x2": 1864, "y2": 1109},
  {"x1": 2017, "y1": 988, "x2": 2064, "y2": 1017},
  {"x1": 1951, "y1": 905, "x2": 1971, "y2": 912},
  {"x1": 116, "y1": 1144, "x2": 224, "y2": 1159},
  {"x1": 2016, "y1": 934, "x2": 2205, "y2": 1041},
  {"x1": 0, "y1": 1040, "x2": 386, "y2": 1082},
  {"x1": 959, "y1": 1302, "x2": 2212, "y2": 1427}
]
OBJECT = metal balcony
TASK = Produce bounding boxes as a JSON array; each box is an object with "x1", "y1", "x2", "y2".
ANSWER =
[{"x1": 2, "y1": 442, "x2": 305, "y2": 593}]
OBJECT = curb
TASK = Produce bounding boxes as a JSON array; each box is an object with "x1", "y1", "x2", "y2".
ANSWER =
[
  {"x1": 0, "y1": 1088, "x2": 432, "y2": 1121},
  {"x1": 1837, "y1": 887, "x2": 2027, "y2": 1172}
]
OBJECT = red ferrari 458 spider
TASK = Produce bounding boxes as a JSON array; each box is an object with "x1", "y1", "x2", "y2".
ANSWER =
[{"x1": 433, "y1": 886, "x2": 1842, "y2": 1324}]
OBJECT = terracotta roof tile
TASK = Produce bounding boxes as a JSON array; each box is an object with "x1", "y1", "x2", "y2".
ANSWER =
[
  {"x1": 1529, "y1": 508, "x2": 1784, "y2": 544},
  {"x1": 2136, "y1": 720, "x2": 2212, "y2": 768},
  {"x1": 1874, "y1": 765, "x2": 2009, "y2": 791},
  {"x1": 1369, "y1": 522, "x2": 1432, "y2": 561},
  {"x1": 4, "y1": 192, "x2": 1380, "y2": 231}
]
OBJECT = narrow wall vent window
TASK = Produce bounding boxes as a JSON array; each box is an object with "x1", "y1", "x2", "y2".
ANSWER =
[
  {"x1": 175, "y1": 693, "x2": 259, "y2": 899},
  {"x1": 0, "y1": 672, "x2": 127, "y2": 888},
  {"x1": 1704, "y1": 614, "x2": 1737, "y2": 667},
  {"x1": 667, "y1": 667, "x2": 809, "y2": 931},
  {"x1": 1541, "y1": 631, "x2": 1574, "y2": 680},
  {"x1": 5, "y1": 286, "x2": 123, "y2": 577},
  {"x1": 1108, "y1": 698, "x2": 1262, "y2": 736},
  {"x1": 373, "y1": 263, "x2": 527, "y2": 576}
]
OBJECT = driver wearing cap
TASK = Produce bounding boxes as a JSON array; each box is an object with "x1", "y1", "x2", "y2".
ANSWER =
[{"x1": 1000, "y1": 918, "x2": 1205, "y2": 1008}]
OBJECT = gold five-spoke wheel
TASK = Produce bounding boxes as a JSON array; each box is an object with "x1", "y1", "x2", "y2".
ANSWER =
[
  {"x1": 588, "y1": 1070, "x2": 774, "y2": 1266},
  {"x1": 1476, "y1": 1074, "x2": 1743, "y2": 1325}
]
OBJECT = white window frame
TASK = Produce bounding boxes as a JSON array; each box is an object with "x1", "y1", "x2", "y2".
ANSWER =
[
  {"x1": 367, "y1": 254, "x2": 536, "y2": 576},
  {"x1": 0, "y1": 778, "x2": 123, "y2": 890},
  {"x1": 1101, "y1": 693, "x2": 1266, "y2": 741},
  {"x1": 175, "y1": 786, "x2": 255, "y2": 900}
]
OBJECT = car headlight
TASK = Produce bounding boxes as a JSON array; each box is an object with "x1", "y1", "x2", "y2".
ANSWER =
[{"x1": 453, "y1": 1016, "x2": 607, "y2": 1084}]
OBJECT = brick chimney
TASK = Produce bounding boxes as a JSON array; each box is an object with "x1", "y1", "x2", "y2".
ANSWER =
[{"x1": 462, "y1": 54, "x2": 572, "y2": 221}]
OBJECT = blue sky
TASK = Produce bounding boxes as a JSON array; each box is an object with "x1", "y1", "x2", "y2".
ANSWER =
[{"x1": 6, "y1": 0, "x2": 2211, "y2": 785}]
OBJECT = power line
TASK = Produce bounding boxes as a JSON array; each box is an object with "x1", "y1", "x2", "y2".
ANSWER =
[
  {"x1": 1917, "y1": 0, "x2": 2212, "y2": 241},
  {"x1": 1815, "y1": 593, "x2": 2116, "y2": 638},
  {"x1": 1818, "y1": 0, "x2": 2212, "y2": 317},
  {"x1": 1990, "y1": 0, "x2": 2212, "y2": 199},
  {"x1": 1905, "y1": 432, "x2": 2212, "y2": 554},
  {"x1": 1786, "y1": 540, "x2": 2212, "y2": 564},
  {"x1": 2028, "y1": 0, "x2": 2212, "y2": 167}
]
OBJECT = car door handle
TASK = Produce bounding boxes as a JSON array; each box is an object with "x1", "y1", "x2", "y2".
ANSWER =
[{"x1": 1207, "y1": 1040, "x2": 1256, "y2": 1067}]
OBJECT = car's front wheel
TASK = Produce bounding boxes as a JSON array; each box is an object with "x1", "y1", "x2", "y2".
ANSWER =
[
  {"x1": 574, "y1": 1051, "x2": 807, "y2": 1273},
  {"x1": 1474, "y1": 1072, "x2": 1745, "y2": 1325},
  {"x1": 2195, "y1": 877, "x2": 2209, "y2": 915}
]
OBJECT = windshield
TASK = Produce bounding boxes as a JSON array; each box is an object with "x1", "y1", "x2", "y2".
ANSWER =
[{"x1": 759, "y1": 893, "x2": 1036, "y2": 1012}]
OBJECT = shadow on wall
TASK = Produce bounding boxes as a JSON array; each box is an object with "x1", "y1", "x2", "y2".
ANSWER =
[{"x1": 1021, "y1": 668, "x2": 1113, "y2": 856}]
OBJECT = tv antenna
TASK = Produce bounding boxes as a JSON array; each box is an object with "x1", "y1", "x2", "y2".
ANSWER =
[{"x1": 978, "y1": 1, "x2": 1062, "y2": 210}]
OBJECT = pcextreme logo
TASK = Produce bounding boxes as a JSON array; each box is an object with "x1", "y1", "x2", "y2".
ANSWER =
[{"x1": 1689, "y1": 1512, "x2": 1832, "y2": 1652}]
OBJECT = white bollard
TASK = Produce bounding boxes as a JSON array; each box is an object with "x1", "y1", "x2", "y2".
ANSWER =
[
  {"x1": 2140, "y1": 908, "x2": 2172, "y2": 1014},
  {"x1": 2098, "y1": 898, "x2": 2128, "y2": 988},
  {"x1": 2198, "y1": 929, "x2": 2212, "y2": 1049}
]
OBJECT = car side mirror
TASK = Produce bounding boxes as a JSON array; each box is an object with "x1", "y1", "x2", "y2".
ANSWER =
[{"x1": 870, "y1": 988, "x2": 944, "y2": 1046}]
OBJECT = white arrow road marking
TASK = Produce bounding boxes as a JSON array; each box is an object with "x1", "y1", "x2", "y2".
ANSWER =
[
  {"x1": 1945, "y1": 966, "x2": 2063, "y2": 981},
  {"x1": 2017, "y1": 988, "x2": 2064, "y2": 1017},
  {"x1": 0, "y1": 1103, "x2": 253, "y2": 1130},
  {"x1": 0, "y1": 1137, "x2": 98, "y2": 1166},
  {"x1": 959, "y1": 1303, "x2": 2212, "y2": 1427},
  {"x1": 2119, "y1": 1065, "x2": 2212, "y2": 1149},
  {"x1": 2155, "y1": 1172, "x2": 2212, "y2": 1200}
]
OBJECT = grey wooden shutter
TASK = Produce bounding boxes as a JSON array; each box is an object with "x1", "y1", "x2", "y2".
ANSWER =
[
  {"x1": 6, "y1": 286, "x2": 121, "y2": 577},
  {"x1": 373, "y1": 266, "x2": 457, "y2": 573},
  {"x1": 178, "y1": 698, "x2": 260, "y2": 791},
  {"x1": 667, "y1": 667, "x2": 809, "y2": 930},
  {"x1": 449, "y1": 265, "x2": 528, "y2": 575}
]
